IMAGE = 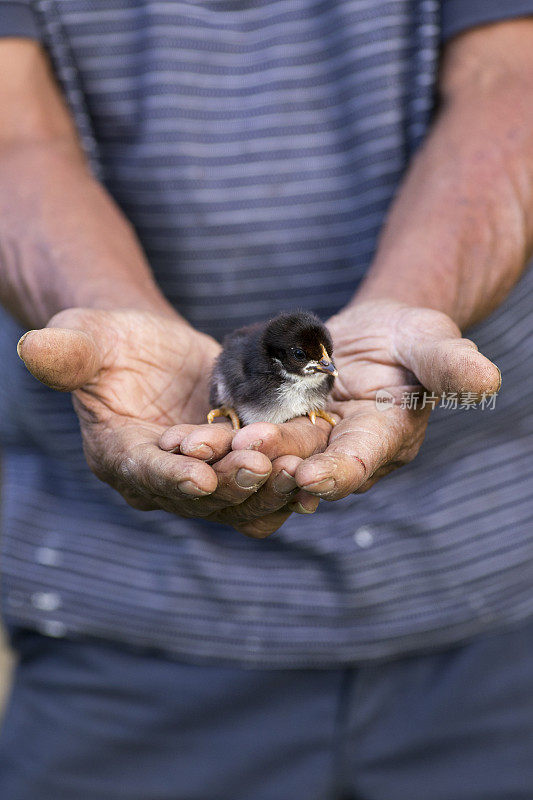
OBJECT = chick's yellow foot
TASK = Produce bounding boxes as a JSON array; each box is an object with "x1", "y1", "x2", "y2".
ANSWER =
[
  {"x1": 308, "y1": 409, "x2": 336, "y2": 427},
  {"x1": 207, "y1": 406, "x2": 241, "y2": 430}
]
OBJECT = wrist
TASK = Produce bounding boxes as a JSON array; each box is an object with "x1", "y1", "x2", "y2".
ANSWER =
[
  {"x1": 57, "y1": 275, "x2": 178, "y2": 320},
  {"x1": 45, "y1": 305, "x2": 191, "y2": 340}
]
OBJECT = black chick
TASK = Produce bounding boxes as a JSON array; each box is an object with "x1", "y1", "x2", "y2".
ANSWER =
[{"x1": 207, "y1": 311, "x2": 338, "y2": 430}]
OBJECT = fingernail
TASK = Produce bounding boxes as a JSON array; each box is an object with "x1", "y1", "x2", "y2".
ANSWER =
[
  {"x1": 181, "y1": 443, "x2": 214, "y2": 460},
  {"x1": 247, "y1": 440, "x2": 263, "y2": 450},
  {"x1": 273, "y1": 469, "x2": 297, "y2": 495},
  {"x1": 301, "y1": 478, "x2": 335, "y2": 495},
  {"x1": 178, "y1": 480, "x2": 211, "y2": 497},
  {"x1": 288, "y1": 501, "x2": 316, "y2": 514},
  {"x1": 236, "y1": 468, "x2": 270, "y2": 489},
  {"x1": 16, "y1": 331, "x2": 32, "y2": 359},
  {"x1": 160, "y1": 439, "x2": 179, "y2": 452}
]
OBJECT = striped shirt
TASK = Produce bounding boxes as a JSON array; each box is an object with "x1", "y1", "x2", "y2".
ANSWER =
[{"x1": 1, "y1": 0, "x2": 533, "y2": 666}]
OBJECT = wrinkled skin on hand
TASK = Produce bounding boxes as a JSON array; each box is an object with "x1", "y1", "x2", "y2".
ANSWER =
[
  {"x1": 17, "y1": 308, "x2": 316, "y2": 538},
  {"x1": 293, "y1": 300, "x2": 501, "y2": 496},
  {"x1": 19, "y1": 302, "x2": 500, "y2": 540},
  {"x1": 162, "y1": 299, "x2": 501, "y2": 529}
]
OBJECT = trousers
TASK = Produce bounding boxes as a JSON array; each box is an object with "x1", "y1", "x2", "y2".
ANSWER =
[{"x1": 0, "y1": 621, "x2": 532, "y2": 800}]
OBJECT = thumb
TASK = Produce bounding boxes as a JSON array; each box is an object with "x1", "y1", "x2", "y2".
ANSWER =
[
  {"x1": 394, "y1": 310, "x2": 501, "y2": 398},
  {"x1": 17, "y1": 326, "x2": 103, "y2": 392},
  {"x1": 412, "y1": 336, "x2": 501, "y2": 397}
]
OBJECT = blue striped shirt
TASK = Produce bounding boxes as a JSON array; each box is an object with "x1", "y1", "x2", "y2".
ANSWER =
[{"x1": 1, "y1": 0, "x2": 533, "y2": 665}]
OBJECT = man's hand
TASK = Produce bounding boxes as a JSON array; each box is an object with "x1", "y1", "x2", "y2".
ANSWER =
[
  {"x1": 17, "y1": 308, "x2": 316, "y2": 537},
  {"x1": 223, "y1": 301, "x2": 500, "y2": 500},
  {"x1": 296, "y1": 299, "x2": 500, "y2": 497},
  {"x1": 162, "y1": 298, "x2": 500, "y2": 517},
  {"x1": 227, "y1": 299, "x2": 500, "y2": 500}
]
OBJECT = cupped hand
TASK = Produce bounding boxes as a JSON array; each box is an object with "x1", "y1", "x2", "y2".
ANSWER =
[
  {"x1": 17, "y1": 308, "x2": 313, "y2": 537},
  {"x1": 228, "y1": 299, "x2": 501, "y2": 500}
]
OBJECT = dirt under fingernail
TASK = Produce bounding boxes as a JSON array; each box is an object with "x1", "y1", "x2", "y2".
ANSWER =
[
  {"x1": 288, "y1": 501, "x2": 316, "y2": 515},
  {"x1": 273, "y1": 469, "x2": 297, "y2": 494},
  {"x1": 160, "y1": 435, "x2": 180, "y2": 451},
  {"x1": 235, "y1": 468, "x2": 270, "y2": 489},
  {"x1": 301, "y1": 478, "x2": 335, "y2": 495},
  {"x1": 178, "y1": 480, "x2": 211, "y2": 497},
  {"x1": 16, "y1": 331, "x2": 32, "y2": 359}
]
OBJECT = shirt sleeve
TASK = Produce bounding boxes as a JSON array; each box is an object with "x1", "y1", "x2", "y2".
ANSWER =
[
  {"x1": 442, "y1": 0, "x2": 533, "y2": 41},
  {"x1": 0, "y1": 2, "x2": 41, "y2": 40}
]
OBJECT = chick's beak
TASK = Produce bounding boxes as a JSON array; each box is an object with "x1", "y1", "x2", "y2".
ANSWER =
[{"x1": 316, "y1": 357, "x2": 338, "y2": 377}]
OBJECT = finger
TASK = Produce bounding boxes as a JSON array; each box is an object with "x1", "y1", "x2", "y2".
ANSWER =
[
  {"x1": 413, "y1": 338, "x2": 500, "y2": 397},
  {"x1": 210, "y1": 455, "x2": 302, "y2": 525},
  {"x1": 159, "y1": 423, "x2": 235, "y2": 462},
  {"x1": 114, "y1": 434, "x2": 272, "y2": 517},
  {"x1": 393, "y1": 309, "x2": 501, "y2": 397},
  {"x1": 295, "y1": 403, "x2": 426, "y2": 500},
  {"x1": 17, "y1": 327, "x2": 103, "y2": 391},
  {"x1": 120, "y1": 490, "x2": 161, "y2": 511},
  {"x1": 351, "y1": 461, "x2": 402, "y2": 494},
  {"x1": 287, "y1": 490, "x2": 320, "y2": 515},
  {"x1": 168, "y1": 449, "x2": 274, "y2": 517},
  {"x1": 88, "y1": 424, "x2": 220, "y2": 502},
  {"x1": 231, "y1": 416, "x2": 332, "y2": 460},
  {"x1": 210, "y1": 508, "x2": 293, "y2": 539},
  {"x1": 117, "y1": 449, "x2": 219, "y2": 500},
  {"x1": 158, "y1": 449, "x2": 273, "y2": 517},
  {"x1": 210, "y1": 450, "x2": 273, "y2": 507}
]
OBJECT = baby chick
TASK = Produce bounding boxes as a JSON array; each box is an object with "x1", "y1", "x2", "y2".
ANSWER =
[{"x1": 207, "y1": 311, "x2": 337, "y2": 430}]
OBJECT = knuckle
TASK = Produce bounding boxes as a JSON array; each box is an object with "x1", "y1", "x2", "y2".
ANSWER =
[
  {"x1": 250, "y1": 490, "x2": 285, "y2": 515},
  {"x1": 217, "y1": 505, "x2": 256, "y2": 526},
  {"x1": 260, "y1": 423, "x2": 281, "y2": 440},
  {"x1": 173, "y1": 504, "x2": 209, "y2": 519},
  {"x1": 396, "y1": 432, "x2": 425, "y2": 464},
  {"x1": 399, "y1": 306, "x2": 460, "y2": 338},
  {"x1": 118, "y1": 456, "x2": 140, "y2": 486},
  {"x1": 236, "y1": 521, "x2": 276, "y2": 539},
  {"x1": 121, "y1": 491, "x2": 158, "y2": 511}
]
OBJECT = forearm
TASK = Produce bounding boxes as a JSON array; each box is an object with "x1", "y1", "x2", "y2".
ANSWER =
[
  {"x1": 0, "y1": 41, "x2": 174, "y2": 328},
  {"x1": 0, "y1": 140, "x2": 176, "y2": 327},
  {"x1": 355, "y1": 21, "x2": 533, "y2": 330}
]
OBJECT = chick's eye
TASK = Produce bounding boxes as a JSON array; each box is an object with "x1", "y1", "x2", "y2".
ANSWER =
[{"x1": 293, "y1": 348, "x2": 306, "y2": 361}]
